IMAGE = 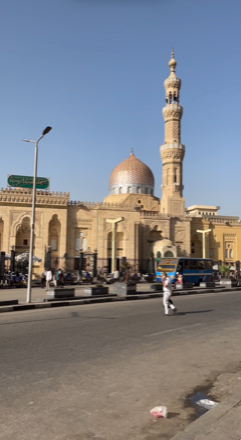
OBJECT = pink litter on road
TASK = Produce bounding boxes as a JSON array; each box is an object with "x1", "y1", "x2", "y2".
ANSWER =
[{"x1": 150, "y1": 406, "x2": 167, "y2": 418}]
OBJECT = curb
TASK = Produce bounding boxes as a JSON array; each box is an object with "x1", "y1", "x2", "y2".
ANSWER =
[
  {"x1": 0, "y1": 287, "x2": 240, "y2": 314},
  {"x1": 169, "y1": 389, "x2": 241, "y2": 440}
]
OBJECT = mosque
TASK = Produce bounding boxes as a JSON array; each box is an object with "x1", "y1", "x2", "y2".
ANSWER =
[{"x1": 1, "y1": 52, "x2": 241, "y2": 274}]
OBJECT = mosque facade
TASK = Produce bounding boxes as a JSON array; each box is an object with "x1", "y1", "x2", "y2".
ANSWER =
[{"x1": 0, "y1": 52, "x2": 240, "y2": 275}]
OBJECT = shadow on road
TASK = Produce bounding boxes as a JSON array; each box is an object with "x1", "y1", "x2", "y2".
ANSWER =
[
  {"x1": 177, "y1": 309, "x2": 213, "y2": 315},
  {"x1": 0, "y1": 313, "x2": 118, "y2": 326}
]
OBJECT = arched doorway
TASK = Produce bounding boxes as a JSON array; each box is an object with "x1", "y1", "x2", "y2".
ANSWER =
[
  {"x1": 15, "y1": 216, "x2": 35, "y2": 253},
  {"x1": 164, "y1": 251, "x2": 174, "y2": 257},
  {"x1": 48, "y1": 215, "x2": 61, "y2": 269}
]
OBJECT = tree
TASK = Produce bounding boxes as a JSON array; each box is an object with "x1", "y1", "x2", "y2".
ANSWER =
[{"x1": 220, "y1": 265, "x2": 229, "y2": 278}]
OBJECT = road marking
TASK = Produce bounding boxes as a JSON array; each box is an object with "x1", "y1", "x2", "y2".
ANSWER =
[{"x1": 145, "y1": 323, "x2": 201, "y2": 337}]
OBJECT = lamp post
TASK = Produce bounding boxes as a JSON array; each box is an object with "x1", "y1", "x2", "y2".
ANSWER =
[
  {"x1": 10, "y1": 245, "x2": 15, "y2": 273},
  {"x1": 196, "y1": 229, "x2": 211, "y2": 259},
  {"x1": 79, "y1": 248, "x2": 83, "y2": 281},
  {"x1": 93, "y1": 248, "x2": 98, "y2": 278},
  {"x1": 23, "y1": 126, "x2": 52, "y2": 303}
]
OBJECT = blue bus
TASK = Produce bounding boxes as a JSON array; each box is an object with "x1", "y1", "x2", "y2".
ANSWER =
[{"x1": 156, "y1": 258, "x2": 213, "y2": 285}]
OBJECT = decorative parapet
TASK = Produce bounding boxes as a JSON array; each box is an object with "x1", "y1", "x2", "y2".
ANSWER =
[
  {"x1": 140, "y1": 211, "x2": 168, "y2": 218},
  {"x1": 0, "y1": 188, "x2": 70, "y2": 206},
  {"x1": 209, "y1": 217, "x2": 241, "y2": 225},
  {"x1": 189, "y1": 214, "x2": 241, "y2": 225},
  {"x1": 68, "y1": 200, "x2": 123, "y2": 209}
]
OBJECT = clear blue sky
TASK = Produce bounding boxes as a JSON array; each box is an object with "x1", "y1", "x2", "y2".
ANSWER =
[{"x1": 1, "y1": 0, "x2": 240, "y2": 215}]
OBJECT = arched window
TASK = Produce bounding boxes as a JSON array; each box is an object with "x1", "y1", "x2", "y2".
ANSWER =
[
  {"x1": 75, "y1": 238, "x2": 80, "y2": 251},
  {"x1": 48, "y1": 214, "x2": 61, "y2": 253},
  {"x1": 128, "y1": 187, "x2": 131, "y2": 193},
  {"x1": 174, "y1": 168, "x2": 177, "y2": 183},
  {"x1": 230, "y1": 249, "x2": 233, "y2": 258},
  {"x1": 137, "y1": 187, "x2": 141, "y2": 193},
  {"x1": 51, "y1": 239, "x2": 57, "y2": 251},
  {"x1": 119, "y1": 187, "x2": 122, "y2": 194},
  {"x1": 82, "y1": 237, "x2": 86, "y2": 251}
]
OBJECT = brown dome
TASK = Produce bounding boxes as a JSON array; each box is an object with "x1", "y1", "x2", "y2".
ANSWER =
[{"x1": 109, "y1": 152, "x2": 154, "y2": 188}]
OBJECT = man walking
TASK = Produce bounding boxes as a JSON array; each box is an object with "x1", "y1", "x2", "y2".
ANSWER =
[
  {"x1": 162, "y1": 273, "x2": 177, "y2": 316},
  {"x1": 46, "y1": 268, "x2": 52, "y2": 291},
  {"x1": 41, "y1": 268, "x2": 46, "y2": 289},
  {"x1": 113, "y1": 268, "x2": 119, "y2": 281},
  {"x1": 57, "y1": 268, "x2": 64, "y2": 288}
]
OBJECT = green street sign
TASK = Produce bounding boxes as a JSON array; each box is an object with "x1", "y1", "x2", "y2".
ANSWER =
[{"x1": 7, "y1": 175, "x2": 50, "y2": 190}]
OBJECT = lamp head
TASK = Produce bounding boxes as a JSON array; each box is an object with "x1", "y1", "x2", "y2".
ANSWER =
[{"x1": 42, "y1": 126, "x2": 52, "y2": 136}]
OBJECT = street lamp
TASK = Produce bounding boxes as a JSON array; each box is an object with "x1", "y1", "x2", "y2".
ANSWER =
[{"x1": 23, "y1": 126, "x2": 52, "y2": 303}]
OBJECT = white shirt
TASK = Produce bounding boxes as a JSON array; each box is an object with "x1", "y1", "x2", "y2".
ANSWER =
[
  {"x1": 113, "y1": 270, "x2": 119, "y2": 279},
  {"x1": 46, "y1": 270, "x2": 52, "y2": 281},
  {"x1": 163, "y1": 277, "x2": 172, "y2": 294}
]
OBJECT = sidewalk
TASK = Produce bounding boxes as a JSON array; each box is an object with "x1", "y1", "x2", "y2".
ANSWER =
[
  {"x1": 170, "y1": 388, "x2": 241, "y2": 440},
  {"x1": 0, "y1": 282, "x2": 226, "y2": 303},
  {"x1": 0, "y1": 283, "x2": 240, "y2": 314}
]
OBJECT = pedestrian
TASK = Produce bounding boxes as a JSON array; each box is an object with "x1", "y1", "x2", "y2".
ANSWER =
[
  {"x1": 162, "y1": 273, "x2": 177, "y2": 316},
  {"x1": 113, "y1": 268, "x2": 119, "y2": 280},
  {"x1": 41, "y1": 268, "x2": 46, "y2": 288},
  {"x1": 57, "y1": 268, "x2": 64, "y2": 288},
  {"x1": 53, "y1": 272, "x2": 57, "y2": 287},
  {"x1": 46, "y1": 268, "x2": 52, "y2": 291}
]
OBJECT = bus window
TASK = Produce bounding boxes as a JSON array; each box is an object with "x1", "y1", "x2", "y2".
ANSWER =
[
  {"x1": 177, "y1": 260, "x2": 184, "y2": 272},
  {"x1": 188, "y1": 260, "x2": 194, "y2": 270},
  {"x1": 198, "y1": 260, "x2": 205, "y2": 270},
  {"x1": 204, "y1": 260, "x2": 212, "y2": 270},
  {"x1": 190, "y1": 260, "x2": 197, "y2": 270}
]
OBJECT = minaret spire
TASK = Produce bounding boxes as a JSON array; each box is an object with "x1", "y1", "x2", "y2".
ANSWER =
[
  {"x1": 160, "y1": 52, "x2": 185, "y2": 216},
  {"x1": 168, "y1": 49, "x2": 177, "y2": 75}
]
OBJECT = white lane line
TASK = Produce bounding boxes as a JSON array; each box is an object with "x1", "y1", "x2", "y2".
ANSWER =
[{"x1": 145, "y1": 323, "x2": 201, "y2": 337}]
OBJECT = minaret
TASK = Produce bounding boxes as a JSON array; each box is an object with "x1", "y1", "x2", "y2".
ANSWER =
[{"x1": 160, "y1": 51, "x2": 185, "y2": 216}]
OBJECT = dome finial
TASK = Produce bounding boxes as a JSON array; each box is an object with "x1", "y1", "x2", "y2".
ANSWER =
[
  {"x1": 130, "y1": 147, "x2": 134, "y2": 156},
  {"x1": 168, "y1": 48, "x2": 177, "y2": 74}
]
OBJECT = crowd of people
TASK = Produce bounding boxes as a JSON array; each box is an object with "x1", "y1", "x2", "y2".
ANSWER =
[
  {"x1": 0, "y1": 270, "x2": 26, "y2": 287},
  {"x1": 41, "y1": 268, "x2": 65, "y2": 290}
]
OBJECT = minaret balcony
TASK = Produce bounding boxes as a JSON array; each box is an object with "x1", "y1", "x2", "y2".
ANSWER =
[
  {"x1": 164, "y1": 77, "x2": 181, "y2": 90},
  {"x1": 160, "y1": 143, "x2": 185, "y2": 152},
  {"x1": 174, "y1": 183, "x2": 184, "y2": 192},
  {"x1": 162, "y1": 104, "x2": 183, "y2": 120}
]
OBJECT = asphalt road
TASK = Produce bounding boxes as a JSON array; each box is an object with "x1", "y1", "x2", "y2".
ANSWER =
[{"x1": 1, "y1": 290, "x2": 241, "y2": 440}]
